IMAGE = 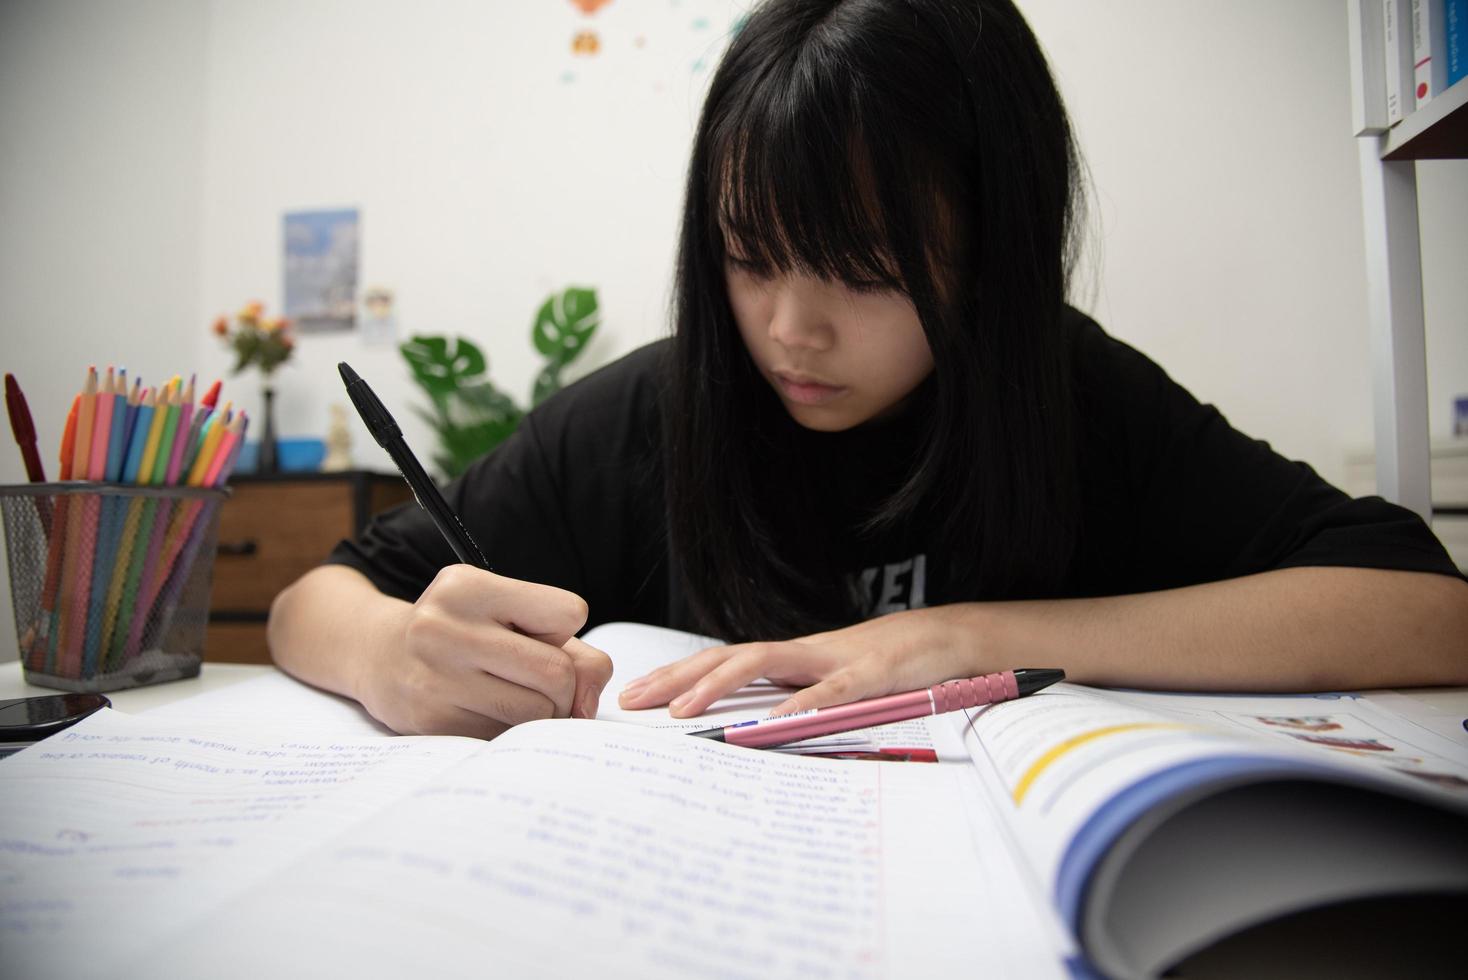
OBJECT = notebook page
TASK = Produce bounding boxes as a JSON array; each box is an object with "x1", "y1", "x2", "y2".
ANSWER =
[
  {"x1": 588, "y1": 621, "x2": 938, "y2": 753},
  {"x1": 142, "y1": 670, "x2": 394, "y2": 737},
  {"x1": 0, "y1": 709, "x2": 482, "y2": 979},
  {"x1": 132, "y1": 718, "x2": 1067, "y2": 979},
  {"x1": 141, "y1": 622, "x2": 935, "y2": 752}
]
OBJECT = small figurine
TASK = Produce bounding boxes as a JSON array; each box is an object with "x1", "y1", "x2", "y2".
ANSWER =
[{"x1": 323, "y1": 403, "x2": 353, "y2": 472}]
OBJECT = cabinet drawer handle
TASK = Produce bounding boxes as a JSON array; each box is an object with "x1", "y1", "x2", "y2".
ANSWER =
[{"x1": 217, "y1": 539, "x2": 259, "y2": 557}]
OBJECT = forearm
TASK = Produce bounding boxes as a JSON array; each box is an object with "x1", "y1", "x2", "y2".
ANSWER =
[
  {"x1": 267, "y1": 565, "x2": 411, "y2": 702},
  {"x1": 965, "y1": 566, "x2": 1468, "y2": 692},
  {"x1": 619, "y1": 566, "x2": 1468, "y2": 719}
]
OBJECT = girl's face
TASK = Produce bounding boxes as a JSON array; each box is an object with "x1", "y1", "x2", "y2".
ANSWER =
[{"x1": 726, "y1": 258, "x2": 934, "y2": 432}]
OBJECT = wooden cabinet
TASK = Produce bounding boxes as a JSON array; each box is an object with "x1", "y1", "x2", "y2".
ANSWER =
[{"x1": 204, "y1": 471, "x2": 411, "y2": 663}]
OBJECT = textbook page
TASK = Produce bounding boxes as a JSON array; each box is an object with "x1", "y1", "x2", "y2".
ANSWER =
[
  {"x1": 131, "y1": 718, "x2": 1068, "y2": 980},
  {"x1": 587, "y1": 621, "x2": 940, "y2": 756},
  {"x1": 0, "y1": 709, "x2": 483, "y2": 979},
  {"x1": 954, "y1": 686, "x2": 1468, "y2": 897}
]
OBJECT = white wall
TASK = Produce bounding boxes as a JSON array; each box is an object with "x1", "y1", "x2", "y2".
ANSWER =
[
  {"x1": 196, "y1": 0, "x2": 747, "y2": 469},
  {"x1": 1, "y1": 0, "x2": 1465, "y2": 662},
  {"x1": 0, "y1": 0, "x2": 210, "y2": 660},
  {"x1": 1022, "y1": 0, "x2": 1466, "y2": 470}
]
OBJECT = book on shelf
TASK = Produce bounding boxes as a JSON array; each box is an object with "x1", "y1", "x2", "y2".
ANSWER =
[
  {"x1": 1448, "y1": 0, "x2": 1467, "y2": 86},
  {"x1": 1413, "y1": 0, "x2": 1450, "y2": 107},
  {"x1": 1, "y1": 622, "x2": 1465, "y2": 979},
  {"x1": 1349, "y1": 0, "x2": 1390, "y2": 135},
  {"x1": 1386, "y1": 0, "x2": 1416, "y2": 123}
]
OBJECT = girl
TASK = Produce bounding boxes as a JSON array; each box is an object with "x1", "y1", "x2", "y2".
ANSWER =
[{"x1": 268, "y1": 0, "x2": 1468, "y2": 739}]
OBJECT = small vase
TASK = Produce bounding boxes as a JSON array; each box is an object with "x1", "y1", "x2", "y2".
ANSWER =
[{"x1": 259, "y1": 384, "x2": 279, "y2": 474}]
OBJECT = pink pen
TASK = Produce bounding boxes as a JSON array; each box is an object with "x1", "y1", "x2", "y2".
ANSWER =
[{"x1": 690, "y1": 668, "x2": 1064, "y2": 750}]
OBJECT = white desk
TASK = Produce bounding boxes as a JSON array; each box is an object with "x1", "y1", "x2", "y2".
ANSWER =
[
  {"x1": 2, "y1": 658, "x2": 1465, "y2": 745},
  {"x1": 0, "y1": 660, "x2": 275, "y2": 713}
]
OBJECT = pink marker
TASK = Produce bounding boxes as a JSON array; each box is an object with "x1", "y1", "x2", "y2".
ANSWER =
[{"x1": 689, "y1": 668, "x2": 1064, "y2": 750}]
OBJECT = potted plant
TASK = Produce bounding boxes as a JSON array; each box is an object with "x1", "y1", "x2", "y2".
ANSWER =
[{"x1": 401, "y1": 286, "x2": 599, "y2": 480}]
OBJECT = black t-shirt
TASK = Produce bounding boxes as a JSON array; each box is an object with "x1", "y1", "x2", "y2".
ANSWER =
[{"x1": 328, "y1": 310, "x2": 1462, "y2": 633}]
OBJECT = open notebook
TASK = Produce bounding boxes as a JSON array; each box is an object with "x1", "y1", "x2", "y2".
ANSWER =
[{"x1": 2, "y1": 622, "x2": 1466, "y2": 979}]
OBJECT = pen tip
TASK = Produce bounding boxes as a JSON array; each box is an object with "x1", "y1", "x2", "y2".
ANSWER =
[
  {"x1": 338, "y1": 362, "x2": 359, "y2": 385},
  {"x1": 1013, "y1": 668, "x2": 1066, "y2": 697}
]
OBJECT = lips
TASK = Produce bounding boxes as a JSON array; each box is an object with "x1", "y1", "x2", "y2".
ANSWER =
[{"x1": 772, "y1": 371, "x2": 846, "y2": 406}]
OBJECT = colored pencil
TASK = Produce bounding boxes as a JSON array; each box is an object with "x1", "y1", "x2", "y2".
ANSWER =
[
  {"x1": 101, "y1": 387, "x2": 157, "y2": 671},
  {"x1": 178, "y1": 405, "x2": 214, "y2": 480},
  {"x1": 71, "y1": 368, "x2": 98, "y2": 481},
  {"x1": 136, "y1": 379, "x2": 173, "y2": 485},
  {"x1": 163, "y1": 375, "x2": 195, "y2": 485},
  {"x1": 187, "y1": 404, "x2": 230, "y2": 487},
  {"x1": 104, "y1": 370, "x2": 131, "y2": 482},
  {"x1": 70, "y1": 368, "x2": 117, "y2": 675},
  {"x1": 129, "y1": 376, "x2": 196, "y2": 662},
  {"x1": 121, "y1": 389, "x2": 157, "y2": 484},
  {"x1": 97, "y1": 495, "x2": 145, "y2": 672},
  {"x1": 54, "y1": 369, "x2": 99, "y2": 677},
  {"x1": 87, "y1": 367, "x2": 115, "y2": 481},
  {"x1": 140, "y1": 414, "x2": 248, "y2": 654},
  {"x1": 204, "y1": 411, "x2": 247, "y2": 487},
  {"x1": 149, "y1": 379, "x2": 182, "y2": 485}
]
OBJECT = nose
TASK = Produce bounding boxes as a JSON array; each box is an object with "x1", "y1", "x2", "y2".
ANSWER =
[{"x1": 766, "y1": 277, "x2": 834, "y2": 352}]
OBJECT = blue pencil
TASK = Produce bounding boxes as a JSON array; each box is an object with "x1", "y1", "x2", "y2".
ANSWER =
[
  {"x1": 81, "y1": 492, "x2": 125, "y2": 676},
  {"x1": 87, "y1": 371, "x2": 132, "y2": 674},
  {"x1": 104, "y1": 370, "x2": 130, "y2": 482},
  {"x1": 120, "y1": 392, "x2": 156, "y2": 484}
]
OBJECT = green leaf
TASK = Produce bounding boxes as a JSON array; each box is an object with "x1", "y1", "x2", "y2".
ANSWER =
[
  {"x1": 531, "y1": 287, "x2": 599, "y2": 366},
  {"x1": 456, "y1": 379, "x2": 521, "y2": 422},
  {"x1": 400, "y1": 335, "x2": 488, "y2": 398},
  {"x1": 436, "y1": 417, "x2": 520, "y2": 479}
]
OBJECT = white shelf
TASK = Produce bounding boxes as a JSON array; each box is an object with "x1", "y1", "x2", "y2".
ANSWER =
[
  {"x1": 1382, "y1": 79, "x2": 1468, "y2": 161},
  {"x1": 1356, "y1": 65, "x2": 1465, "y2": 521}
]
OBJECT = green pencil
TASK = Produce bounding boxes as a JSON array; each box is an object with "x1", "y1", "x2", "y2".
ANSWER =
[{"x1": 148, "y1": 381, "x2": 182, "y2": 485}]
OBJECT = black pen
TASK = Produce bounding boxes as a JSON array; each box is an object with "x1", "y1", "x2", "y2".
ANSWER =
[{"x1": 338, "y1": 362, "x2": 491, "y2": 570}]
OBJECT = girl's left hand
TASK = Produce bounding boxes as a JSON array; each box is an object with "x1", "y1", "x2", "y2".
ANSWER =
[{"x1": 616, "y1": 605, "x2": 992, "y2": 718}]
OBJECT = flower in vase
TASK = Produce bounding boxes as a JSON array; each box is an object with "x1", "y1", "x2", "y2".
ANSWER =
[{"x1": 213, "y1": 302, "x2": 295, "y2": 378}]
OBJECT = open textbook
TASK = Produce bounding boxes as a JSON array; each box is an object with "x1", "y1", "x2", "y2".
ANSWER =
[{"x1": 1, "y1": 622, "x2": 1466, "y2": 979}]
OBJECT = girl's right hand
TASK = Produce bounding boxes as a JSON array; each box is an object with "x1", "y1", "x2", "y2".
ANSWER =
[{"x1": 353, "y1": 564, "x2": 613, "y2": 740}]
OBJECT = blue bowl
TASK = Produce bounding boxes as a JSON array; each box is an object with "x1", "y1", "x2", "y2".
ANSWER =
[
  {"x1": 277, "y1": 437, "x2": 326, "y2": 473},
  {"x1": 233, "y1": 441, "x2": 260, "y2": 475}
]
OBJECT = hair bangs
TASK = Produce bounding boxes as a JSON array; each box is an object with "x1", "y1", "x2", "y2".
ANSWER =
[{"x1": 705, "y1": 45, "x2": 939, "y2": 295}]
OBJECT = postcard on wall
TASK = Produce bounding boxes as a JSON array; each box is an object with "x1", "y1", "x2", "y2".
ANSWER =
[{"x1": 284, "y1": 208, "x2": 359, "y2": 332}]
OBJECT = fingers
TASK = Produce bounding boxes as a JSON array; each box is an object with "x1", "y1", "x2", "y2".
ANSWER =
[
  {"x1": 426, "y1": 564, "x2": 588, "y2": 647},
  {"x1": 619, "y1": 640, "x2": 842, "y2": 718},
  {"x1": 618, "y1": 645, "x2": 741, "y2": 710},
  {"x1": 768, "y1": 667, "x2": 878, "y2": 717},
  {"x1": 563, "y1": 636, "x2": 614, "y2": 719},
  {"x1": 406, "y1": 565, "x2": 595, "y2": 727},
  {"x1": 373, "y1": 650, "x2": 559, "y2": 737},
  {"x1": 665, "y1": 650, "x2": 782, "y2": 718}
]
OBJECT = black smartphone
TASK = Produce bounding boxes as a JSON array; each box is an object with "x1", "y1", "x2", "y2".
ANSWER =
[{"x1": 0, "y1": 693, "x2": 111, "y2": 758}]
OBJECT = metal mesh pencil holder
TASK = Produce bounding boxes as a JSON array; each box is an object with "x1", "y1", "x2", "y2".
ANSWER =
[{"x1": 1, "y1": 483, "x2": 228, "y2": 692}]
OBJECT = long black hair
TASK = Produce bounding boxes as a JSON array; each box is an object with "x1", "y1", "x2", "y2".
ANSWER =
[{"x1": 665, "y1": 0, "x2": 1085, "y2": 641}]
